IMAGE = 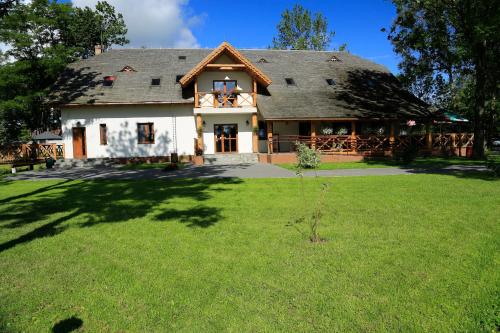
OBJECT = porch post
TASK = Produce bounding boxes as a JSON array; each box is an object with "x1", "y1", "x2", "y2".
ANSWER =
[
  {"x1": 267, "y1": 120, "x2": 273, "y2": 154},
  {"x1": 311, "y1": 121, "x2": 317, "y2": 149},
  {"x1": 196, "y1": 113, "x2": 203, "y2": 151},
  {"x1": 425, "y1": 122, "x2": 433, "y2": 151},
  {"x1": 252, "y1": 79, "x2": 257, "y2": 107},
  {"x1": 351, "y1": 120, "x2": 357, "y2": 152},
  {"x1": 389, "y1": 121, "x2": 395, "y2": 147},
  {"x1": 252, "y1": 113, "x2": 258, "y2": 153},
  {"x1": 194, "y1": 79, "x2": 199, "y2": 108}
]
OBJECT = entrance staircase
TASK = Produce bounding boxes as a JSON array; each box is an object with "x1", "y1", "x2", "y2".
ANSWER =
[{"x1": 203, "y1": 153, "x2": 259, "y2": 165}]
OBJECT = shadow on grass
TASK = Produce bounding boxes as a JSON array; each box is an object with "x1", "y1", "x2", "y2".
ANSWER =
[
  {"x1": 0, "y1": 178, "x2": 242, "y2": 253},
  {"x1": 52, "y1": 316, "x2": 83, "y2": 333}
]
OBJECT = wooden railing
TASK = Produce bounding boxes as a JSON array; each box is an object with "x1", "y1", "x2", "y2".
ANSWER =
[
  {"x1": 269, "y1": 133, "x2": 473, "y2": 154},
  {"x1": 0, "y1": 143, "x2": 65, "y2": 164},
  {"x1": 195, "y1": 92, "x2": 255, "y2": 108}
]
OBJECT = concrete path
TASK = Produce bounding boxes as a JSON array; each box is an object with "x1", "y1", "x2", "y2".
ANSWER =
[{"x1": 5, "y1": 163, "x2": 490, "y2": 181}]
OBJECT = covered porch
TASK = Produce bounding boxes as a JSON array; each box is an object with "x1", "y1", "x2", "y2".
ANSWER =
[{"x1": 259, "y1": 119, "x2": 474, "y2": 161}]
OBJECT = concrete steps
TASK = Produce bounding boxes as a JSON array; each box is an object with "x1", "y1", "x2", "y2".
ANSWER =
[
  {"x1": 203, "y1": 153, "x2": 259, "y2": 165},
  {"x1": 55, "y1": 158, "x2": 118, "y2": 169}
]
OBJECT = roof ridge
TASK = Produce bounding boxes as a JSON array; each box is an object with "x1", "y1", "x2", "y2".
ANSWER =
[{"x1": 106, "y1": 47, "x2": 345, "y2": 54}]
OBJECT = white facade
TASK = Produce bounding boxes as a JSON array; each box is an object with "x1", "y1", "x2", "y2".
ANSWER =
[{"x1": 61, "y1": 104, "x2": 196, "y2": 159}]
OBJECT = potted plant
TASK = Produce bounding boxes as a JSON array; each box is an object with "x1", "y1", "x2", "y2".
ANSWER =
[{"x1": 193, "y1": 147, "x2": 204, "y2": 165}]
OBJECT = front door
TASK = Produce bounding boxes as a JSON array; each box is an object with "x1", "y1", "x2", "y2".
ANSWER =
[
  {"x1": 214, "y1": 124, "x2": 238, "y2": 153},
  {"x1": 72, "y1": 127, "x2": 86, "y2": 159}
]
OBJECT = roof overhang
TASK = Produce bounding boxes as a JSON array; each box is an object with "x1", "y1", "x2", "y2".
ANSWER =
[{"x1": 179, "y1": 41, "x2": 272, "y2": 87}]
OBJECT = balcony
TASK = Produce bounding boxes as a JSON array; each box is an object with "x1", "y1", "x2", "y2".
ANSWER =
[{"x1": 195, "y1": 92, "x2": 255, "y2": 108}]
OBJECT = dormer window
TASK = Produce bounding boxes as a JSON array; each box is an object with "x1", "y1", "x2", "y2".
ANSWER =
[
  {"x1": 328, "y1": 55, "x2": 341, "y2": 62},
  {"x1": 175, "y1": 75, "x2": 184, "y2": 83},
  {"x1": 151, "y1": 78, "x2": 161, "y2": 86},
  {"x1": 285, "y1": 78, "x2": 296, "y2": 86},
  {"x1": 120, "y1": 65, "x2": 136, "y2": 72},
  {"x1": 257, "y1": 58, "x2": 268, "y2": 63},
  {"x1": 103, "y1": 76, "x2": 115, "y2": 87},
  {"x1": 326, "y1": 79, "x2": 336, "y2": 86},
  {"x1": 178, "y1": 55, "x2": 186, "y2": 60}
]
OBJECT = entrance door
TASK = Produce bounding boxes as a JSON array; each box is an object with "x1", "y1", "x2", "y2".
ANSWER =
[
  {"x1": 72, "y1": 127, "x2": 86, "y2": 159},
  {"x1": 214, "y1": 124, "x2": 238, "y2": 153}
]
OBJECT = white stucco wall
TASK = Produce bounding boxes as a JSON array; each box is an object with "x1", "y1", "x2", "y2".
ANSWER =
[
  {"x1": 61, "y1": 104, "x2": 196, "y2": 159},
  {"x1": 201, "y1": 114, "x2": 254, "y2": 154}
]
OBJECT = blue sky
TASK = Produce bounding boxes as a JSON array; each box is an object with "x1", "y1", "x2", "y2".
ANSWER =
[
  {"x1": 63, "y1": 0, "x2": 401, "y2": 73},
  {"x1": 188, "y1": 0, "x2": 400, "y2": 73}
]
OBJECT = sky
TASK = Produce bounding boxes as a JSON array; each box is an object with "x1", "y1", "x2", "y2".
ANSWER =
[{"x1": 8, "y1": 0, "x2": 402, "y2": 73}]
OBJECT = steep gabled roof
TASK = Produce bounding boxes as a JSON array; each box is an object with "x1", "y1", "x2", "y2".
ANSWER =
[
  {"x1": 179, "y1": 42, "x2": 272, "y2": 87},
  {"x1": 50, "y1": 48, "x2": 429, "y2": 119}
]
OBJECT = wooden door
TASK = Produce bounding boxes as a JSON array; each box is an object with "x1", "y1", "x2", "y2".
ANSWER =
[
  {"x1": 72, "y1": 127, "x2": 86, "y2": 159},
  {"x1": 214, "y1": 124, "x2": 238, "y2": 153}
]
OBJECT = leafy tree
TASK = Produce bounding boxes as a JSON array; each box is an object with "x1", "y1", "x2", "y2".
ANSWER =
[
  {"x1": 272, "y1": 4, "x2": 343, "y2": 51},
  {"x1": 0, "y1": 0, "x2": 128, "y2": 144},
  {"x1": 386, "y1": 0, "x2": 500, "y2": 158}
]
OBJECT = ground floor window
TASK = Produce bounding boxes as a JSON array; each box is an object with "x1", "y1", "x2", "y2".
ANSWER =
[
  {"x1": 99, "y1": 124, "x2": 107, "y2": 145},
  {"x1": 138, "y1": 123, "x2": 154, "y2": 144}
]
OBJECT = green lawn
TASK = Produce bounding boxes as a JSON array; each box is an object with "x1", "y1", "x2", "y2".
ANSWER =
[
  {"x1": 0, "y1": 174, "x2": 499, "y2": 332},
  {"x1": 279, "y1": 156, "x2": 489, "y2": 171},
  {"x1": 0, "y1": 163, "x2": 45, "y2": 175}
]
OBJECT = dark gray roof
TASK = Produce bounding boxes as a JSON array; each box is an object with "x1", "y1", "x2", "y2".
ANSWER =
[
  {"x1": 51, "y1": 48, "x2": 429, "y2": 119},
  {"x1": 32, "y1": 131, "x2": 62, "y2": 140}
]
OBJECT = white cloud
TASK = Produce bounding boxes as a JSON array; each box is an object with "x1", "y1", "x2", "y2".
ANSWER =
[{"x1": 71, "y1": 0, "x2": 203, "y2": 48}]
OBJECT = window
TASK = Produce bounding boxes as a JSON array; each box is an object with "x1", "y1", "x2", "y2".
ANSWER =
[
  {"x1": 120, "y1": 65, "x2": 136, "y2": 72},
  {"x1": 138, "y1": 123, "x2": 154, "y2": 144},
  {"x1": 326, "y1": 79, "x2": 336, "y2": 86},
  {"x1": 175, "y1": 75, "x2": 184, "y2": 83},
  {"x1": 328, "y1": 55, "x2": 341, "y2": 62},
  {"x1": 178, "y1": 55, "x2": 186, "y2": 60},
  {"x1": 213, "y1": 80, "x2": 237, "y2": 107},
  {"x1": 99, "y1": 124, "x2": 107, "y2": 145},
  {"x1": 151, "y1": 78, "x2": 161, "y2": 86},
  {"x1": 257, "y1": 58, "x2": 268, "y2": 63},
  {"x1": 285, "y1": 78, "x2": 296, "y2": 86},
  {"x1": 103, "y1": 76, "x2": 115, "y2": 87}
]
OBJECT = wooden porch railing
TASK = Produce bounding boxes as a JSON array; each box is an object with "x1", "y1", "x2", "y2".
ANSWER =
[
  {"x1": 195, "y1": 92, "x2": 255, "y2": 108},
  {"x1": 269, "y1": 133, "x2": 473, "y2": 154},
  {"x1": 0, "y1": 143, "x2": 65, "y2": 164}
]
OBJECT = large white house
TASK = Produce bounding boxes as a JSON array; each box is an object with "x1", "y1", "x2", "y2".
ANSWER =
[{"x1": 52, "y1": 42, "x2": 429, "y2": 163}]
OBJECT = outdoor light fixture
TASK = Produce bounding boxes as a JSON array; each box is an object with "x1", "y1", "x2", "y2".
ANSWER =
[
  {"x1": 202, "y1": 120, "x2": 206, "y2": 127},
  {"x1": 246, "y1": 120, "x2": 250, "y2": 126}
]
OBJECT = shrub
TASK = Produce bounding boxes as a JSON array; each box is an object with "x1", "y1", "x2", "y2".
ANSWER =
[{"x1": 296, "y1": 142, "x2": 320, "y2": 169}]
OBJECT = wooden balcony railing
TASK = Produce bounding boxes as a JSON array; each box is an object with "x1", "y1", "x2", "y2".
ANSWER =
[
  {"x1": 268, "y1": 133, "x2": 473, "y2": 154},
  {"x1": 0, "y1": 143, "x2": 65, "y2": 163},
  {"x1": 195, "y1": 92, "x2": 255, "y2": 108}
]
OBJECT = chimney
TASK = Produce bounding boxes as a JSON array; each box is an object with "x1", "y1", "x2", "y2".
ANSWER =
[{"x1": 94, "y1": 44, "x2": 103, "y2": 56}]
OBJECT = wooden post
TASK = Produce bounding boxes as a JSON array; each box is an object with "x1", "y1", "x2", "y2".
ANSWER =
[
  {"x1": 389, "y1": 121, "x2": 395, "y2": 146},
  {"x1": 252, "y1": 79, "x2": 257, "y2": 107},
  {"x1": 311, "y1": 121, "x2": 317, "y2": 149},
  {"x1": 52, "y1": 144, "x2": 57, "y2": 160},
  {"x1": 267, "y1": 121, "x2": 273, "y2": 154},
  {"x1": 425, "y1": 122, "x2": 433, "y2": 151},
  {"x1": 196, "y1": 113, "x2": 203, "y2": 151},
  {"x1": 351, "y1": 121, "x2": 357, "y2": 152},
  {"x1": 62, "y1": 144, "x2": 65, "y2": 159},
  {"x1": 252, "y1": 113, "x2": 258, "y2": 153},
  {"x1": 194, "y1": 79, "x2": 199, "y2": 108},
  {"x1": 451, "y1": 133, "x2": 457, "y2": 156}
]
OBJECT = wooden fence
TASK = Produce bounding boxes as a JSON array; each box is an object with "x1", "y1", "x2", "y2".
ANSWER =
[
  {"x1": 0, "y1": 144, "x2": 65, "y2": 164},
  {"x1": 270, "y1": 133, "x2": 473, "y2": 154}
]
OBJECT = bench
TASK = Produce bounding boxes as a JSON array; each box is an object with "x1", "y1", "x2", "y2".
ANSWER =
[{"x1": 10, "y1": 160, "x2": 42, "y2": 174}]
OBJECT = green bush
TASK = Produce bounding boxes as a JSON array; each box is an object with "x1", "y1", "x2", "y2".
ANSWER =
[{"x1": 296, "y1": 142, "x2": 320, "y2": 169}]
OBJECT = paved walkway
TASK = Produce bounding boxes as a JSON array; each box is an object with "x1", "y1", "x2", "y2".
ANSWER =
[{"x1": 5, "y1": 163, "x2": 490, "y2": 181}]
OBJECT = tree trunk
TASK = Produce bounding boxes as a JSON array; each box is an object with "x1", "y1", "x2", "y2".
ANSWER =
[{"x1": 472, "y1": 44, "x2": 487, "y2": 159}]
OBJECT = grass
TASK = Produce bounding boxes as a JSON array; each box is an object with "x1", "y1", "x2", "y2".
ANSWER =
[
  {"x1": 0, "y1": 174, "x2": 499, "y2": 332},
  {"x1": 278, "y1": 156, "x2": 489, "y2": 171},
  {"x1": 0, "y1": 163, "x2": 45, "y2": 175},
  {"x1": 118, "y1": 162, "x2": 186, "y2": 171}
]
